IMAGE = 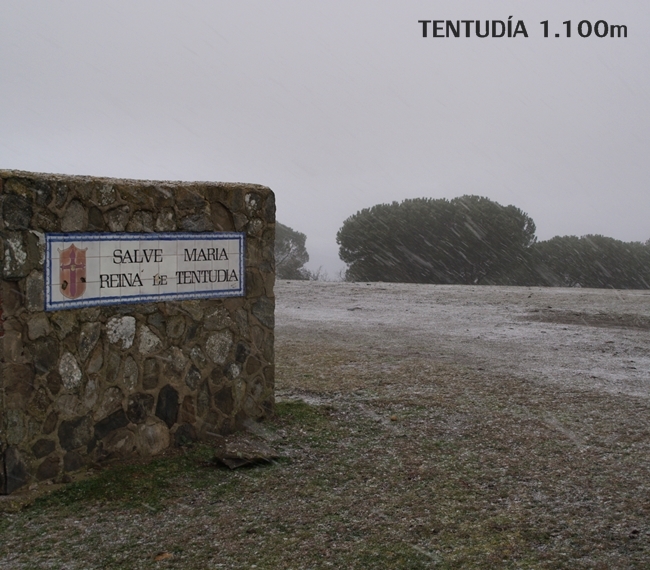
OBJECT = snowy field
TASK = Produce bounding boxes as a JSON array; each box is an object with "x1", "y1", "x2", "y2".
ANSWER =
[
  {"x1": 276, "y1": 281, "x2": 650, "y2": 399},
  {"x1": 3, "y1": 281, "x2": 650, "y2": 568}
]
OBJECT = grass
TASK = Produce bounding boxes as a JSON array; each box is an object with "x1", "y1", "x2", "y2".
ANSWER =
[
  {"x1": 33, "y1": 445, "x2": 216, "y2": 512},
  {"x1": 2, "y1": 338, "x2": 650, "y2": 568}
]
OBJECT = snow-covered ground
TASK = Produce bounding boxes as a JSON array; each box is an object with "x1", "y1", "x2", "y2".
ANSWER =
[{"x1": 275, "y1": 281, "x2": 650, "y2": 398}]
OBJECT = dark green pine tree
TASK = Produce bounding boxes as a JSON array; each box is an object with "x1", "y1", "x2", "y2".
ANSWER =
[
  {"x1": 275, "y1": 222, "x2": 311, "y2": 280},
  {"x1": 337, "y1": 195, "x2": 536, "y2": 284}
]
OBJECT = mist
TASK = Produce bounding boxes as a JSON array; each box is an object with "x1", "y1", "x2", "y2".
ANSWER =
[{"x1": 1, "y1": 1, "x2": 647, "y2": 276}]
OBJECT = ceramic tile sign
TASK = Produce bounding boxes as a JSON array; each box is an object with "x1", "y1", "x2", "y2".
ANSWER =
[{"x1": 44, "y1": 232, "x2": 245, "y2": 310}]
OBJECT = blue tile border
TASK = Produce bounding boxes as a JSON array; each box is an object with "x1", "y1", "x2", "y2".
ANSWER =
[{"x1": 44, "y1": 232, "x2": 246, "y2": 311}]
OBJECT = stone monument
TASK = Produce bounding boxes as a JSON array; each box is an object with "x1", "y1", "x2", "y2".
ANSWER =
[{"x1": 0, "y1": 170, "x2": 275, "y2": 494}]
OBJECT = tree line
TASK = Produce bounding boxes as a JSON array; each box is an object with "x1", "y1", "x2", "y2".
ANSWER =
[
  {"x1": 335, "y1": 196, "x2": 650, "y2": 289},
  {"x1": 276, "y1": 197, "x2": 650, "y2": 288}
]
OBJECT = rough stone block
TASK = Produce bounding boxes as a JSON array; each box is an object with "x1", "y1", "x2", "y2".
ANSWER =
[
  {"x1": 173, "y1": 423, "x2": 198, "y2": 446},
  {"x1": 32, "y1": 438, "x2": 56, "y2": 459},
  {"x1": 104, "y1": 206, "x2": 130, "y2": 231},
  {"x1": 155, "y1": 208, "x2": 176, "y2": 231},
  {"x1": 206, "y1": 330, "x2": 233, "y2": 365},
  {"x1": 127, "y1": 393, "x2": 155, "y2": 424},
  {"x1": 46, "y1": 370, "x2": 62, "y2": 396},
  {"x1": 3, "y1": 363, "x2": 34, "y2": 407},
  {"x1": 3, "y1": 232, "x2": 32, "y2": 279},
  {"x1": 78, "y1": 322, "x2": 101, "y2": 362},
  {"x1": 2, "y1": 194, "x2": 33, "y2": 230},
  {"x1": 2, "y1": 329, "x2": 24, "y2": 363},
  {"x1": 180, "y1": 213, "x2": 213, "y2": 231},
  {"x1": 59, "y1": 352, "x2": 83, "y2": 392},
  {"x1": 100, "y1": 428, "x2": 136, "y2": 458},
  {"x1": 126, "y1": 210, "x2": 154, "y2": 232},
  {"x1": 32, "y1": 336, "x2": 60, "y2": 375},
  {"x1": 106, "y1": 316, "x2": 136, "y2": 349},
  {"x1": 121, "y1": 356, "x2": 139, "y2": 392},
  {"x1": 180, "y1": 396, "x2": 196, "y2": 424},
  {"x1": 155, "y1": 384, "x2": 179, "y2": 428},
  {"x1": 5, "y1": 409, "x2": 26, "y2": 445},
  {"x1": 184, "y1": 366, "x2": 201, "y2": 390},
  {"x1": 94, "y1": 409, "x2": 129, "y2": 440},
  {"x1": 214, "y1": 386, "x2": 234, "y2": 416},
  {"x1": 4, "y1": 446, "x2": 29, "y2": 494},
  {"x1": 61, "y1": 199, "x2": 88, "y2": 231},
  {"x1": 252, "y1": 296, "x2": 275, "y2": 328},
  {"x1": 87, "y1": 206, "x2": 105, "y2": 231},
  {"x1": 54, "y1": 395, "x2": 87, "y2": 418},
  {"x1": 0, "y1": 280, "x2": 22, "y2": 316},
  {"x1": 136, "y1": 418, "x2": 170, "y2": 455},
  {"x1": 94, "y1": 386, "x2": 124, "y2": 421},
  {"x1": 27, "y1": 387, "x2": 52, "y2": 420},
  {"x1": 63, "y1": 451, "x2": 84, "y2": 472},
  {"x1": 1, "y1": 170, "x2": 275, "y2": 493},
  {"x1": 36, "y1": 455, "x2": 61, "y2": 480},
  {"x1": 97, "y1": 183, "x2": 116, "y2": 206},
  {"x1": 26, "y1": 271, "x2": 44, "y2": 312},
  {"x1": 42, "y1": 411, "x2": 59, "y2": 435},
  {"x1": 141, "y1": 358, "x2": 159, "y2": 390},
  {"x1": 166, "y1": 315, "x2": 186, "y2": 339},
  {"x1": 58, "y1": 415, "x2": 94, "y2": 451},
  {"x1": 27, "y1": 313, "x2": 50, "y2": 340},
  {"x1": 50, "y1": 311, "x2": 78, "y2": 339},
  {"x1": 138, "y1": 325, "x2": 162, "y2": 355}
]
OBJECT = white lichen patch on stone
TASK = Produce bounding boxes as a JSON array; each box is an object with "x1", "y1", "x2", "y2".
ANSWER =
[
  {"x1": 106, "y1": 316, "x2": 136, "y2": 349},
  {"x1": 155, "y1": 209, "x2": 176, "y2": 231},
  {"x1": 247, "y1": 218, "x2": 264, "y2": 237},
  {"x1": 98, "y1": 183, "x2": 116, "y2": 206},
  {"x1": 59, "y1": 352, "x2": 83, "y2": 391},
  {"x1": 5, "y1": 234, "x2": 27, "y2": 267},
  {"x1": 190, "y1": 346, "x2": 207, "y2": 369},
  {"x1": 138, "y1": 325, "x2": 163, "y2": 355},
  {"x1": 245, "y1": 192, "x2": 261, "y2": 213},
  {"x1": 206, "y1": 330, "x2": 233, "y2": 365},
  {"x1": 228, "y1": 363, "x2": 241, "y2": 379}
]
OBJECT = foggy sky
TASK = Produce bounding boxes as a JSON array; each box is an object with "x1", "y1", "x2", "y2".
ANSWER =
[{"x1": 1, "y1": 1, "x2": 648, "y2": 277}]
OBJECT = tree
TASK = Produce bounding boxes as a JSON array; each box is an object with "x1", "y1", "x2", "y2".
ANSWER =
[
  {"x1": 275, "y1": 222, "x2": 311, "y2": 280},
  {"x1": 337, "y1": 195, "x2": 536, "y2": 284},
  {"x1": 530, "y1": 235, "x2": 650, "y2": 289}
]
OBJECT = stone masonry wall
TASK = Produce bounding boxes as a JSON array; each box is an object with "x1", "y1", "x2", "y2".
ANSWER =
[{"x1": 0, "y1": 170, "x2": 275, "y2": 494}]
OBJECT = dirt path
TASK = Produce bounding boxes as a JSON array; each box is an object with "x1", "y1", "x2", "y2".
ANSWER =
[{"x1": 276, "y1": 281, "x2": 650, "y2": 398}]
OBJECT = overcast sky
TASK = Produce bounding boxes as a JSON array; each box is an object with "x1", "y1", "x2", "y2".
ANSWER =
[{"x1": 1, "y1": 1, "x2": 648, "y2": 276}]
